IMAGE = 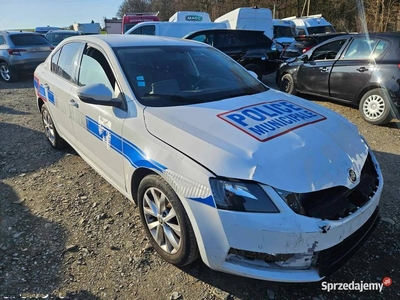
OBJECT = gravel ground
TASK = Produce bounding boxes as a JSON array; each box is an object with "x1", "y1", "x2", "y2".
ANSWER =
[{"x1": 0, "y1": 74, "x2": 399, "y2": 300}]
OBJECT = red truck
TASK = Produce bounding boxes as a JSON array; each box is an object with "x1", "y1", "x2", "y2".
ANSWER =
[{"x1": 122, "y1": 12, "x2": 160, "y2": 33}]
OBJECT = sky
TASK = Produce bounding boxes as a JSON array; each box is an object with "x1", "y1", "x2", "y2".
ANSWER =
[{"x1": 0, "y1": 0, "x2": 122, "y2": 30}]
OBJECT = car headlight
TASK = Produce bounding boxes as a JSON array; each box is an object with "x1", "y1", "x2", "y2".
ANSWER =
[{"x1": 209, "y1": 179, "x2": 279, "y2": 213}]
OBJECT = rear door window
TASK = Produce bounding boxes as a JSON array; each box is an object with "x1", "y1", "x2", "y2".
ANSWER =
[
  {"x1": 10, "y1": 34, "x2": 49, "y2": 46},
  {"x1": 54, "y1": 42, "x2": 84, "y2": 83},
  {"x1": 371, "y1": 40, "x2": 390, "y2": 59},
  {"x1": 131, "y1": 25, "x2": 155, "y2": 35},
  {"x1": 343, "y1": 38, "x2": 378, "y2": 59},
  {"x1": 238, "y1": 31, "x2": 272, "y2": 48}
]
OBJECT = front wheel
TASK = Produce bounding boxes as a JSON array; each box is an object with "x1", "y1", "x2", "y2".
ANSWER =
[
  {"x1": 279, "y1": 73, "x2": 297, "y2": 95},
  {"x1": 138, "y1": 174, "x2": 199, "y2": 266},
  {"x1": 0, "y1": 62, "x2": 18, "y2": 83},
  {"x1": 359, "y1": 88, "x2": 392, "y2": 125}
]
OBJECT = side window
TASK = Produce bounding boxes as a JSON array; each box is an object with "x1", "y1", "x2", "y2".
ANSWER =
[
  {"x1": 56, "y1": 42, "x2": 83, "y2": 83},
  {"x1": 131, "y1": 27, "x2": 142, "y2": 35},
  {"x1": 371, "y1": 40, "x2": 389, "y2": 59},
  {"x1": 142, "y1": 25, "x2": 155, "y2": 35},
  {"x1": 344, "y1": 38, "x2": 378, "y2": 59},
  {"x1": 78, "y1": 47, "x2": 116, "y2": 93},
  {"x1": 192, "y1": 33, "x2": 214, "y2": 45},
  {"x1": 51, "y1": 49, "x2": 61, "y2": 73},
  {"x1": 215, "y1": 32, "x2": 244, "y2": 48},
  {"x1": 0, "y1": 36, "x2": 5, "y2": 45},
  {"x1": 311, "y1": 39, "x2": 346, "y2": 60}
]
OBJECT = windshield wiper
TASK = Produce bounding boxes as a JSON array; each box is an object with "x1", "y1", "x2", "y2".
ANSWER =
[{"x1": 143, "y1": 93, "x2": 204, "y2": 103}]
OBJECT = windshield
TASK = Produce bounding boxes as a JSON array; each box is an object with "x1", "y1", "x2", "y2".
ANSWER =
[
  {"x1": 306, "y1": 25, "x2": 336, "y2": 35},
  {"x1": 123, "y1": 24, "x2": 138, "y2": 33},
  {"x1": 114, "y1": 45, "x2": 268, "y2": 107},
  {"x1": 274, "y1": 26, "x2": 297, "y2": 38}
]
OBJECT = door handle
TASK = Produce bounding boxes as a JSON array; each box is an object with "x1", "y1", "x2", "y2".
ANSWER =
[
  {"x1": 69, "y1": 99, "x2": 79, "y2": 108},
  {"x1": 357, "y1": 67, "x2": 368, "y2": 72},
  {"x1": 320, "y1": 67, "x2": 329, "y2": 72}
]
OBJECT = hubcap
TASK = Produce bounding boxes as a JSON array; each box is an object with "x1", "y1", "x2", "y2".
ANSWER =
[
  {"x1": 42, "y1": 109, "x2": 55, "y2": 144},
  {"x1": 142, "y1": 187, "x2": 181, "y2": 254},
  {"x1": 363, "y1": 94, "x2": 385, "y2": 120},
  {"x1": 283, "y1": 78, "x2": 292, "y2": 93},
  {"x1": 0, "y1": 65, "x2": 11, "y2": 81}
]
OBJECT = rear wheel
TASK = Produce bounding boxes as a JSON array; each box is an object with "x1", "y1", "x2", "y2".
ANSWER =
[
  {"x1": 41, "y1": 104, "x2": 67, "y2": 149},
  {"x1": 138, "y1": 174, "x2": 199, "y2": 267},
  {"x1": 0, "y1": 62, "x2": 18, "y2": 83},
  {"x1": 244, "y1": 64, "x2": 263, "y2": 80},
  {"x1": 279, "y1": 73, "x2": 297, "y2": 95},
  {"x1": 359, "y1": 88, "x2": 392, "y2": 125}
]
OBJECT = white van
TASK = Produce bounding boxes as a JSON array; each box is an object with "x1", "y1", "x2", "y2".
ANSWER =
[
  {"x1": 169, "y1": 11, "x2": 212, "y2": 22},
  {"x1": 214, "y1": 7, "x2": 273, "y2": 39},
  {"x1": 124, "y1": 21, "x2": 227, "y2": 38},
  {"x1": 283, "y1": 14, "x2": 336, "y2": 35},
  {"x1": 272, "y1": 19, "x2": 297, "y2": 47}
]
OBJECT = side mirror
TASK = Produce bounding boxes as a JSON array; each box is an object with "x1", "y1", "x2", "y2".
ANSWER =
[
  {"x1": 300, "y1": 55, "x2": 309, "y2": 62},
  {"x1": 247, "y1": 70, "x2": 258, "y2": 79},
  {"x1": 77, "y1": 83, "x2": 123, "y2": 108}
]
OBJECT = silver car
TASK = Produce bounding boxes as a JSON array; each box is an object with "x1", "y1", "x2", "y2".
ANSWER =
[{"x1": 0, "y1": 31, "x2": 53, "y2": 82}]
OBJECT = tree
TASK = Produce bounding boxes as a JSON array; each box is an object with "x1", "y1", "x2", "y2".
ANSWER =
[{"x1": 117, "y1": 0, "x2": 153, "y2": 17}]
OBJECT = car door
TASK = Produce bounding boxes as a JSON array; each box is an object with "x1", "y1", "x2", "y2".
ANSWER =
[
  {"x1": 296, "y1": 39, "x2": 348, "y2": 96},
  {"x1": 69, "y1": 45, "x2": 127, "y2": 191},
  {"x1": 36, "y1": 42, "x2": 84, "y2": 145},
  {"x1": 329, "y1": 37, "x2": 380, "y2": 102}
]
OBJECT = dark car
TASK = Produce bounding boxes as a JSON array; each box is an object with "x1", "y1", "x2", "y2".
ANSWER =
[
  {"x1": 276, "y1": 32, "x2": 400, "y2": 125},
  {"x1": 45, "y1": 30, "x2": 83, "y2": 46},
  {"x1": 280, "y1": 32, "x2": 350, "y2": 60},
  {"x1": 184, "y1": 29, "x2": 280, "y2": 79},
  {"x1": 0, "y1": 31, "x2": 53, "y2": 82}
]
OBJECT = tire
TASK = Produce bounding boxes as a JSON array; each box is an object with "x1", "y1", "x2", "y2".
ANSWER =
[
  {"x1": 244, "y1": 64, "x2": 263, "y2": 80},
  {"x1": 138, "y1": 174, "x2": 199, "y2": 267},
  {"x1": 41, "y1": 104, "x2": 67, "y2": 149},
  {"x1": 359, "y1": 88, "x2": 392, "y2": 125},
  {"x1": 0, "y1": 62, "x2": 18, "y2": 83},
  {"x1": 279, "y1": 73, "x2": 297, "y2": 95}
]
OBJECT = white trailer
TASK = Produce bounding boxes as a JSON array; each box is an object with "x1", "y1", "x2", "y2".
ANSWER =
[
  {"x1": 104, "y1": 18, "x2": 122, "y2": 34},
  {"x1": 73, "y1": 22, "x2": 101, "y2": 35},
  {"x1": 214, "y1": 7, "x2": 273, "y2": 39}
]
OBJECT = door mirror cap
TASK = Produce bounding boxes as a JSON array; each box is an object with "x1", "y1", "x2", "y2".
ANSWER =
[
  {"x1": 77, "y1": 83, "x2": 122, "y2": 108},
  {"x1": 247, "y1": 70, "x2": 258, "y2": 79}
]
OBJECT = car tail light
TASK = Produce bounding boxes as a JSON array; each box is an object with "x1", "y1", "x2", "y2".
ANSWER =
[
  {"x1": 398, "y1": 63, "x2": 400, "y2": 69},
  {"x1": 7, "y1": 49, "x2": 27, "y2": 55},
  {"x1": 302, "y1": 46, "x2": 312, "y2": 53}
]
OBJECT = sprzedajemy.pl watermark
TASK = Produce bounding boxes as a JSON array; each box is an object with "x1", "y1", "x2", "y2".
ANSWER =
[{"x1": 321, "y1": 277, "x2": 393, "y2": 293}]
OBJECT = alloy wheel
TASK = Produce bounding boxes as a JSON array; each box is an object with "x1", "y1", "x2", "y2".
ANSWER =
[
  {"x1": 42, "y1": 109, "x2": 56, "y2": 144},
  {"x1": 142, "y1": 187, "x2": 182, "y2": 254},
  {"x1": 0, "y1": 64, "x2": 11, "y2": 81}
]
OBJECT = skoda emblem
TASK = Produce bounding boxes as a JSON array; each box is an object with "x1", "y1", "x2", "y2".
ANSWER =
[{"x1": 348, "y1": 169, "x2": 357, "y2": 183}]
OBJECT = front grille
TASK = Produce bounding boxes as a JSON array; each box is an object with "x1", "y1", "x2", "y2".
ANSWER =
[
  {"x1": 299, "y1": 153, "x2": 379, "y2": 220},
  {"x1": 318, "y1": 207, "x2": 380, "y2": 277}
]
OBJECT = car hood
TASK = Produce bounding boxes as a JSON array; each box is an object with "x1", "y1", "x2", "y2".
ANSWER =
[{"x1": 143, "y1": 90, "x2": 368, "y2": 193}]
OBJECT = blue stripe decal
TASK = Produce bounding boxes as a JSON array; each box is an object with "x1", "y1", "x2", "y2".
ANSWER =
[
  {"x1": 47, "y1": 90, "x2": 55, "y2": 105},
  {"x1": 39, "y1": 86, "x2": 46, "y2": 99},
  {"x1": 85, "y1": 116, "x2": 166, "y2": 172},
  {"x1": 33, "y1": 78, "x2": 39, "y2": 89},
  {"x1": 189, "y1": 196, "x2": 215, "y2": 207}
]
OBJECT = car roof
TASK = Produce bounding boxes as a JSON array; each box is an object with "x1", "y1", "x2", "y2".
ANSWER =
[
  {"x1": 188, "y1": 28, "x2": 264, "y2": 34},
  {"x1": 60, "y1": 34, "x2": 207, "y2": 48},
  {"x1": 0, "y1": 31, "x2": 43, "y2": 35}
]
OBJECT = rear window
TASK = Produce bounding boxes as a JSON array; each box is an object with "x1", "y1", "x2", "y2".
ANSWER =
[{"x1": 10, "y1": 34, "x2": 50, "y2": 46}]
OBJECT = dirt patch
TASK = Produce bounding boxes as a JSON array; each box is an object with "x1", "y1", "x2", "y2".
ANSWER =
[{"x1": 1, "y1": 76, "x2": 399, "y2": 299}]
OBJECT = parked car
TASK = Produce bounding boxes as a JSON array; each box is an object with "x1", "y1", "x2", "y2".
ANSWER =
[
  {"x1": 45, "y1": 30, "x2": 83, "y2": 46},
  {"x1": 0, "y1": 31, "x2": 53, "y2": 82},
  {"x1": 276, "y1": 32, "x2": 400, "y2": 125},
  {"x1": 183, "y1": 29, "x2": 280, "y2": 79},
  {"x1": 279, "y1": 32, "x2": 350, "y2": 61},
  {"x1": 34, "y1": 34, "x2": 382, "y2": 282}
]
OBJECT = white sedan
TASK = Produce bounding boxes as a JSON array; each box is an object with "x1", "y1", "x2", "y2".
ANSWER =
[{"x1": 33, "y1": 35, "x2": 382, "y2": 282}]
